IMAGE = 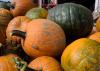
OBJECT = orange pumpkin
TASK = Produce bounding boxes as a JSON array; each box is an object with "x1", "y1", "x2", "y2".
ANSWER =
[
  {"x1": 10, "y1": 0, "x2": 38, "y2": 17},
  {"x1": 96, "y1": 17, "x2": 100, "y2": 31},
  {"x1": 89, "y1": 32, "x2": 100, "y2": 43},
  {"x1": 0, "y1": 8, "x2": 13, "y2": 44},
  {"x1": 61, "y1": 38, "x2": 100, "y2": 71},
  {"x1": 28, "y1": 56, "x2": 62, "y2": 71},
  {"x1": 12, "y1": 19, "x2": 66, "y2": 58},
  {"x1": 6, "y1": 16, "x2": 31, "y2": 44}
]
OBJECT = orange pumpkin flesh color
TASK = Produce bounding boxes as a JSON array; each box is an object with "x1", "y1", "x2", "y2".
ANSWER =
[
  {"x1": 12, "y1": 19, "x2": 66, "y2": 58},
  {"x1": 89, "y1": 32, "x2": 100, "y2": 43},
  {"x1": 61, "y1": 38, "x2": 100, "y2": 71},
  {"x1": 96, "y1": 17, "x2": 100, "y2": 31},
  {"x1": 10, "y1": 0, "x2": 37, "y2": 17},
  {"x1": 6, "y1": 16, "x2": 31, "y2": 44},
  {"x1": 28, "y1": 56, "x2": 62, "y2": 71}
]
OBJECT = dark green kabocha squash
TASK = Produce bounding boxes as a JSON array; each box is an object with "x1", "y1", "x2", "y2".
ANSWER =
[{"x1": 48, "y1": 3, "x2": 93, "y2": 39}]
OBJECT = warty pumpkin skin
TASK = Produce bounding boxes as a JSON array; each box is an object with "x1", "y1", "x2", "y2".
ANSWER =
[
  {"x1": 96, "y1": 17, "x2": 100, "y2": 31},
  {"x1": 48, "y1": 3, "x2": 93, "y2": 39},
  {"x1": 10, "y1": 0, "x2": 38, "y2": 17},
  {"x1": 89, "y1": 32, "x2": 100, "y2": 43},
  {"x1": 6, "y1": 16, "x2": 31, "y2": 44},
  {"x1": 28, "y1": 56, "x2": 63, "y2": 71},
  {"x1": 25, "y1": 7, "x2": 48, "y2": 20},
  {"x1": 61, "y1": 38, "x2": 100, "y2": 71},
  {"x1": 12, "y1": 19, "x2": 66, "y2": 58}
]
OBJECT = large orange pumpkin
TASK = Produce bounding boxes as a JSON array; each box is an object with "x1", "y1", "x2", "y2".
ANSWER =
[
  {"x1": 96, "y1": 17, "x2": 100, "y2": 31},
  {"x1": 89, "y1": 32, "x2": 100, "y2": 43},
  {"x1": 61, "y1": 38, "x2": 100, "y2": 71},
  {"x1": 12, "y1": 19, "x2": 66, "y2": 58},
  {"x1": 0, "y1": 8, "x2": 13, "y2": 44},
  {"x1": 10, "y1": 0, "x2": 38, "y2": 17},
  {"x1": 6, "y1": 16, "x2": 31, "y2": 44},
  {"x1": 28, "y1": 56, "x2": 62, "y2": 71}
]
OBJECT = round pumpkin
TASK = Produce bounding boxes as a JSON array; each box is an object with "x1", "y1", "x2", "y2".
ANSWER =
[
  {"x1": 25, "y1": 7, "x2": 48, "y2": 20},
  {"x1": 28, "y1": 56, "x2": 62, "y2": 71},
  {"x1": 10, "y1": 0, "x2": 38, "y2": 17},
  {"x1": 48, "y1": 3, "x2": 93, "y2": 39},
  {"x1": 6, "y1": 16, "x2": 31, "y2": 44},
  {"x1": 89, "y1": 32, "x2": 100, "y2": 43},
  {"x1": 96, "y1": 17, "x2": 100, "y2": 31},
  {"x1": 12, "y1": 19, "x2": 66, "y2": 58},
  {"x1": 0, "y1": 8, "x2": 13, "y2": 43},
  {"x1": 61, "y1": 38, "x2": 100, "y2": 71}
]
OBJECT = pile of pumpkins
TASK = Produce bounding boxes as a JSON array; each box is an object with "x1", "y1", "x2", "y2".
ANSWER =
[{"x1": 0, "y1": 0, "x2": 100, "y2": 71}]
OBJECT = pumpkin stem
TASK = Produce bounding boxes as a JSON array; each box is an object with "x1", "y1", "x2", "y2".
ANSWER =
[
  {"x1": 12, "y1": 30, "x2": 26, "y2": 39},
  {"x1": 7, "y1": 2, "x2": 15, "y2": 9}
]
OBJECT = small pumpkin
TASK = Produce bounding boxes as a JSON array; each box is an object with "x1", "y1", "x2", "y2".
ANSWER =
[
  {"x1": 0, "y1": 8, "x2": 13, "y2": 43},
  {"x1": 96, "y1": 17, "x2": 100, "y2": 31},
  {"x1": 6, "y1": 16, "x2": 31, "y2": 44},
  {"x1": 12, "y1": 19, "x2": 66, "y2": 58},
  {"x1": 10, "y1": 0, "x2": 38, "y2": 17},
  {"x1": 89, "y1": 32, "x2": 100, "y2": 43},
  {"x1": 48, "y1": 3, "x2": 93, "y2": 39},
  {"x1": 25, "y1": 7, "x2": 48, "y2": 20},
  {"x1": 28, "y1": 56, "x2": 62, "y2": 71},
  {"x1": 61, "y1": 38, "x2": 100, "y2": 71}
]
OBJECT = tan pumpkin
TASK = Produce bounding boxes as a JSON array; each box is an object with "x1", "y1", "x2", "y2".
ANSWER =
[
  {"x1": 10, "y1": 0, "x2": 38, "y2": 17},
  {"x1": 12, "y1": 19, "x2": 66, "y2": 58},
  {"x1": 0, "y1": 8, "x2": 13, "y2": 43},
  {"x1": 6, "y1": 16, "x2": 31, "y2": 44},
  {"x1": 61, "y1": 38, "x2": 100, "y2": 71},
  {"x1": 28, "y1": 56, "x2": 62, "y2": 71},
  {"x1": 96, "y1": 17, "x2": 100, "y2": 31},
  {"x1": 89, "y1": 32, "x2": 100, "y2": 43}
]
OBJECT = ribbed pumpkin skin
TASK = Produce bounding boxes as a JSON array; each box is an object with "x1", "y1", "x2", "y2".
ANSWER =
[
  {"x1": 96, "y1": 17, "x2": 100, "y2": 31},
  {"x1": 0, "y1": 54, "x2": 18, "y2": 71},
  {"x1": 48, "y1": 3, "x2": 93, "y2": 38},
  {"x1": 10, "y1": 0, "x2": 37, "y2": 17},
  {"x1": 26, "y1": 7, "x2": 48, "y2": 20},
  {"x1": 23, "y1": 19, "x2": 66, "y2": 58},
  {"x1": 89, "y1": 32, "x2": 100, "y2": 43},
  {"x1": 28, "y1": 56, "x2": 62, "y2": 71},
  {"x1": 0, "y1": 8, "x2": 13, "y2": 43},
  {"x1": 61, "y1": 38, "x2": 100, "y2": 71},
  {"x1": 6, "y1": 16, "x2": 31, "y2": 43}
]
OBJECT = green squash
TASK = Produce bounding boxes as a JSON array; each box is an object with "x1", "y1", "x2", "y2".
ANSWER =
[
  {"x1": 48, "y1": 3, "x2": 93, "y2": 39},
  {"x1": 25, "y1": 7, "x2": 48, "y2": 20},
  {"x1": 61, "y1": 38, "x2": 100, "y2": 71}
]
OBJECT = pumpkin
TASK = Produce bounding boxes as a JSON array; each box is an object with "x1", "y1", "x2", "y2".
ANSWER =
[
  {"x1": 12, "y1": 19, "x2": 66, "y2": 58},
  {"x1": 0, "y1": 54, "x2": 28, "y2": 71},
  {"x1": 89, "y1": 32, "x2": 100, "y2": 43},
  {"x1": 25, "y1": 7, "x2": 48, "y2": 20},
  {"x1": 28, "y1": 56, "x2": 62, "y2": 71},
  {"x1": 6, "y1": 16, "x2": 31, "y2": 45},
  {"x1": 48, "y1": 3, "x2": 93, "y2": 39},
  {"x1": 96, "y1": 17, "x2": 100, "y2": 31},
  {"x1": 10, "y1": 0, "x2": 38, "y2": 17},
  {"x1": 0, "y1": 8, "x2": 13, "y2": 43},
  {"x1": 0, "y1": 1, "x2": 10, "y2": 10},
  {"x1": 61, "y1": 38, "x2": 100, "y2": 71}
]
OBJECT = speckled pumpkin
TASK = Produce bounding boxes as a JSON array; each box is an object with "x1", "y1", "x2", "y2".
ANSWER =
[
  {"x1": 12, "y1": 19, "x2": 66, "y2": 58},
  {"x1": 6, "y1": 16, "x2": 31, "y2": 44},
  {"x1": 28, "y1": 56, "x2": 62, "y2": 71},
  {"x1": 61, "y1": 38, "x2": 100, "y2": 71},
  {"x1": 89, "y1": 32, "x2": 100, "y2": 43}
]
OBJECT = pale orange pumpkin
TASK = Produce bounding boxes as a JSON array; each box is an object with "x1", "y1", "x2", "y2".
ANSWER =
[
  {"x1": 89, "y1": 32, "x2": 100, "y2": 43},
  {"x1": 28, "y1": 56, "x2": 63, "y2": 71},
  {"x1": 6, "y1": 16, "x2": 31, "y2": 44},
  {"x1": 12, "y1": 19, "x2": 66, "y2": 58},
  {"x1": 10, "y1": 0, "x2": 37, "y2": 17}
]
